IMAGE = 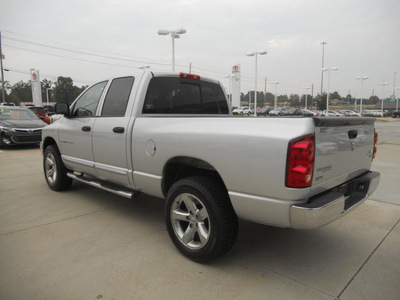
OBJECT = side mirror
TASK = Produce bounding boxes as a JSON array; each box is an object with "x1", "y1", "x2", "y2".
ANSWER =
[{"x1": 54, "y1": 102, "x2": 70, "y2": 116}]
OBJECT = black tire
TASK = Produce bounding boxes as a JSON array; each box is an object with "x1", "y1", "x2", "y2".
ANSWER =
[
  {"x1": 165, "y1": 176, "x2": 238, "y2": 263},
  {"x1": 43, "y1": 145, "x2": 72, "y2": 191}
]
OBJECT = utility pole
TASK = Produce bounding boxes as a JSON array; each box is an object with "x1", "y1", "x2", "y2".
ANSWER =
[{"x1": 0, "y1": 31, "x2": 6, "y2": 103}]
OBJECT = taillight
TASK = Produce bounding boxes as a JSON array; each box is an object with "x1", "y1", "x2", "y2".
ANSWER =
[
  {"x1": 180, "y1": 72, "x2": 200, "y2": 80},
  {"x1": 286, "y1": 135, "x2": 315, "y2": 188},
  {"x1": 373, "y1": 131, "x2": 378, "y2": 160}
]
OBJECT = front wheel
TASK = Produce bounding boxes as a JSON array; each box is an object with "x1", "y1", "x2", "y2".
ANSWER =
[
  {"x1": 166, "y1": 176, "x2": 238, "y2": 263},
  {"x1": 43, "y1": 145, "x2": 72, "y2": 191}
]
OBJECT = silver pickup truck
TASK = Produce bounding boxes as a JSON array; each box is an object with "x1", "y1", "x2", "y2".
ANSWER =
[{"x1": 41, "y1": 71, "x2": 380, "y2": 262}]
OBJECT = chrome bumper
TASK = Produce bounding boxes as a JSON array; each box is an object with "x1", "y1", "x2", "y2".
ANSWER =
[{"x1": 290, "y1": 171, "x2": 380, "y2": 229}]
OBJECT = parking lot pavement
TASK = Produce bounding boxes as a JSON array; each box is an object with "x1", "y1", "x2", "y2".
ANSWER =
[{"x1": 0, "y1": 119, "x2": 399, "y2": 300}]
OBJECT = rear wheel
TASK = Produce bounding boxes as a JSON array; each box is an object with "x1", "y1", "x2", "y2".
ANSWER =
[
  {"x1": 166, "y1": 176, "x2": 238, "y2": 262},
  {"x1": 43, "y1": 145, "x2": 72, "y2": 191}
]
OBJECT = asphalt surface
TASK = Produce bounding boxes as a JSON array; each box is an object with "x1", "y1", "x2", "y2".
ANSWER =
[{"x1": 0, "y1": 118, "x2": 399, "y2": 300}]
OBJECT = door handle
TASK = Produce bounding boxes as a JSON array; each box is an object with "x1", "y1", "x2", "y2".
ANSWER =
[
  {"x1": 113, "y1": 127, "x2": 125, "y2": 133},
  {"x1": 81, "y1": 126, "x2": 91, "y2": 132}
]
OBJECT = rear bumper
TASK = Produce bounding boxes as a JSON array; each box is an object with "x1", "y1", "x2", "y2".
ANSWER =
[{"x1": 290, "y1": 171, "x2": 380, "y2": 229}]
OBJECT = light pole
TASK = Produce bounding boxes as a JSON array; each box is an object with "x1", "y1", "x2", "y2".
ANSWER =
[
  {"x1": 354, "y1": 92, "x2": 358, "y2": 110},
  {"x1": 378, "y1": 82, "x2": 389, "y2": 117},
  {"x1": 322, "y1": 67, "x2": 338, "y2": 111},
  {"x1": 271, "y1": 82, "x2": 280, "y2": 110},
  {"x1": 396, "y1": 87, "x2": 400, "y2": 112},
  {"x1": 225, "y1": 75, "x2": 233, "y2": 105},
  {"x1": 157, "y1": 28, "x2": 186, "y2": 72},
  {"x1": 356, "y1": 76, "x2": 368, "y2": 115},
  {"x1": 46, "y1": 88, "x2": 52, "y2": 106},
  {"x1": 320, "y1": 41, "x2": 327, "y2": 94},
  {"x1": 246, "y1": 50, "x2": 267, "y2": 116},
  {"x1": 302, "y1": 87, "x2": 311, "y2": 109}
]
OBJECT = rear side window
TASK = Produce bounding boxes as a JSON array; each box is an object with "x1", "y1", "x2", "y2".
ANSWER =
[
  {"x1": 142, "y1": 77, "x2": 229, "y2": 114},
  {"x1": 101, "y1": 77, "x2": 135, "y2": 117}
]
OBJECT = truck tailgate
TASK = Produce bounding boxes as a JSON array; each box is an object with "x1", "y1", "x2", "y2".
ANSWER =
[{"x1": 310, "y1": 117, "x2": 376, "y2": 196}]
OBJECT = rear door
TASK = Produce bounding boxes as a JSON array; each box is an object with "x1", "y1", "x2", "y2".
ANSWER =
[{"x1": 92, "y1": 76, "x2": 135, "y2": 188}]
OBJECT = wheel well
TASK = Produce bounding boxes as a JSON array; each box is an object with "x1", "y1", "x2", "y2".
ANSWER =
[
  {"x1": 42, "y1": 137, "x2": 58, "y2": 152},
  {"x1": 162, "y1": 157, "x2": 226, "y2": 196}
]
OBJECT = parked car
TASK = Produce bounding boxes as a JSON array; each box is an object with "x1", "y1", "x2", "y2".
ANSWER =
[
  {"x1": 269, "y1": 107, "x2": 283, "y2": 116},
  {"x1": 232, "y1": 106, "x2": 250, "y2": 115},
  {"x1": 22, "y1": 103, "x2": 35, "y2": 108},
  {"x1": 285, "y1": 108, "x2": 303, "y2": 116},
  {"x1": 43, "y1": 105, "x2": 55, "y2": 116},
  {"x1": 340, "y1": 110, "x2": 359, "y2": 116},
  {"x1": 0, "y1": 107, "x2": 46, "y2": 148},
  {"x1": 0, "y1": 102, "x2": 16, "y2": 107},
  {"x1": 258, "y1": 107, "x2": 272, "y2": 116},
  {"x1": 392, "y1": 111, "x2": 400, "y2": 118},
  {"x1": 26, "y1": 106, "x2": 51, "y2": 124},
  {"x1": 322, "y1": 110, "x2": 344, "y2": 117},
  {"x1": 301, "y1": 109, "x2": 317, "y2": 116}
]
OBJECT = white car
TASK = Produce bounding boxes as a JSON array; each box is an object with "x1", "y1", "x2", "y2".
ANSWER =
[
  {"x1": 232, "y1": 106, "x2": 250, "y2": 115},
  {"x1": 322, "y1": 110, "x2": 344, "y2": 117}
]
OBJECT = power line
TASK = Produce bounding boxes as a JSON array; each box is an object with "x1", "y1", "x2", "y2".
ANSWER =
[{"x1": 4, "y1": 35, "x2": 172, "y2": 67}]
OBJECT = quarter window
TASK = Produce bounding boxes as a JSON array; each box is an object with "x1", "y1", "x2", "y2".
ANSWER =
[{"x1": 71, "y1": 81, "x2": 107, "y2": 117}]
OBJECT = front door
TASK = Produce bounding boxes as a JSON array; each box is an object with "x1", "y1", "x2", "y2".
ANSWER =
[{"x1": 58, "y1": 80, "x2": 108, "y2": 176}]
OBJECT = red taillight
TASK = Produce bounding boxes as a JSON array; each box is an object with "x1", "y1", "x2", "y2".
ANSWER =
[
  {"x1": 180, "y1": 72, "x2": 200, "y2": 80},
  {"x1": 373, "y1": 131, "x2": 378, "y2": 159},
  {"x1": 286, "y1": 135, "x2": 315, "y2": 188}
]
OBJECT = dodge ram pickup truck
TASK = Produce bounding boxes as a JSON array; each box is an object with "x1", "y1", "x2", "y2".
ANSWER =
[{"x1": 41, "y1": 71, "x2": 380, "y2": 262}]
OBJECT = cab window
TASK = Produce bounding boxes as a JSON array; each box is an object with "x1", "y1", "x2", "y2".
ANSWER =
[
  {"x1": 142, "y1": 77, "x2": 229, "y2": 114},
  {"x1": 72, "y1": 81, "x2": 107, "y2": 117}
]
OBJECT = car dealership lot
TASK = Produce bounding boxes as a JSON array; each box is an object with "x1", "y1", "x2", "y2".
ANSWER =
[{"x1": 0, "y1": 119, "x2": 399, "y2": 300}]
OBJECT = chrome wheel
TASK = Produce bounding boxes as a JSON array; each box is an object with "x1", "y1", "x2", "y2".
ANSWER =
[
  {"x1": 170, "y1": 193, "x2": 210, "y2": 250},
  {"x1": 44, "y1": 152, "x2": 57, "y2": 185}
]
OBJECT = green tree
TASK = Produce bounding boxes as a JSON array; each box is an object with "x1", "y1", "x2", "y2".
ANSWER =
[
  {"x1": 289, "y1": 94, "x2": 300, "y2": 107},
  {"x1": 265, "y1": 92, "x2": 274, "y2": 105},
  {"x1": 53, "y1": 76, "x2": 76, "y2": 103},
  {"x1": 316, "y1": 94, "x2": 327, "y2": 110},
  {"x1": 9, "y1": 81, "x2": 32, "y2": 105},
  {"x1": 330, "y1": 91, "x2": 341, "y2": 100}
]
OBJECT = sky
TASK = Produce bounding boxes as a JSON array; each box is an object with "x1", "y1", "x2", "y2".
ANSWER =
[{"x1": 1, "y1": 0, "x2": 400, "y2": 99}]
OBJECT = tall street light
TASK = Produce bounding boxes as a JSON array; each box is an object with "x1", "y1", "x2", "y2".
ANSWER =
[
  {"x1": 320, "y1": 41, "x2": 327, "y2": 94},
  {"x1": 356, "y1": 76, "x2": 368, "y2": 115},
  {"x1": 302, "y1": 87, "x2": 311, "y2": 109},
  {"x1": 322, "y1": 67, "x2": 338, "y2": 111},
  {"x1": 246, "y1": 50, "x2": 267, "y2": 116},
  {"x1": 158, "y1": 28, "x2": 186, "y2": 72},
  {"x1": 396, "y1": 87, "x2": 400, "y2": 112},
  {"x1": 378, "y1": 82, "x2": 389, "y2": 117},
  {"x1": 225, "y1": 75, "x2": 233, "y2": 105},
  {"x1": 46, "y1": 88, "x2": 52, "y2": 106},
  {"x1": 271, "y1": 81, "x2": 280, "y2": 110}
]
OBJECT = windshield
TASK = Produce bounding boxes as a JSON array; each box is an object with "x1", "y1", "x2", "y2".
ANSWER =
[{"x1": 0, "y1": 108, "x2": 40, "y2": 121}]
